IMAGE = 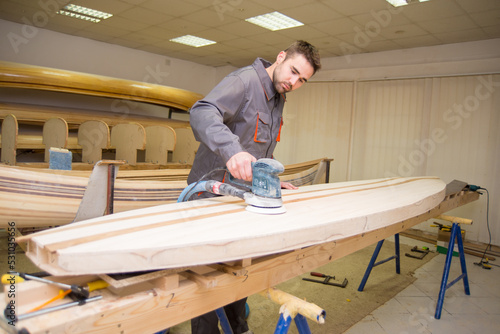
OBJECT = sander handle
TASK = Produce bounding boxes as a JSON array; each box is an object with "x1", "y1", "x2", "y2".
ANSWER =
[{"x1": 205, "y1": 180, "x2": 247, "y2": 199}]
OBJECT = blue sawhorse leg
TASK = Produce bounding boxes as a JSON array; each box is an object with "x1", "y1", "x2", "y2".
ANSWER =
[
  {"x1": 435, "y1": 222, "x2": 470, "y2": 319},
  {"x1": 274, "y1": 312, "x2": 312, "y2": 334},
  {"x1": 216, "y1": 307, "x2": 234, "y2": 334},
  {"x1": 358, "y1": 234, "x2": 400, "y2": 291}
]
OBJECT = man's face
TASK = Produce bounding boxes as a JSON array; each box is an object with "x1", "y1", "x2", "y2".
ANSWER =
[{"x1": 272, "y1": 52, "x2": 315, "y2": 94}]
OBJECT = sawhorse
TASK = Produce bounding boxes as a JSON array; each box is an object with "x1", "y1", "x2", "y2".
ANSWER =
[
  {"x1": 358, "y1": 234, "x2": 400, "y2": 291},
  {"x1": 434, "y1": 215, "x2": 472, "y2": 319},
  {"x1": 216, "y1": 288, "x2": 326, "y2": 334}
]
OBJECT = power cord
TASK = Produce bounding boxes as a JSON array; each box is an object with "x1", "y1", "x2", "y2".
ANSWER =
[
  {"x1": 178, "y1": 168, "x2": 227, "y2": 202},
  {"x1": 469, "y1": 186, "x2": 497, "y2": 269}
]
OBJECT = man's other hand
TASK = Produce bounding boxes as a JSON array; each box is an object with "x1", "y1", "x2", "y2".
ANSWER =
[
  {"x1": 226, "y1": 152, "x2": 256, "y2": 181},
  {"x1": 281, "y1": 181, "x2": 298, "y2": 190}
]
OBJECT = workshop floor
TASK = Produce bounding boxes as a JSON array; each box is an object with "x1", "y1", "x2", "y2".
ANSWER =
[{"x1": 344, "y1": 236, "x2": 500, "y2": 334}]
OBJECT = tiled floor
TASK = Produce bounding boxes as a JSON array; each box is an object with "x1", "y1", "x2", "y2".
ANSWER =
[{"x1": 344, "y1": 237, "x2": 500, "y2": 334}]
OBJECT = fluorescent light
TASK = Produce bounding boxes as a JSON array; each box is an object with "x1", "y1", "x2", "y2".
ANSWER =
[
  {"x1": 245, "y1": 12, "x2": 304, "y2": 31},
  {"x1": 169, "y1": 35, "x2": 216, "y2": 48},
  {"x1": 57, "y1": 4, "x2": 112, "y2": 22},
  {"x1": 57, "y1": 10, "x2": 101, "y2": 22},
  {"x1": 386, "y1": 0, "x2": 432, "y2": 7},
  {"x1": 386, "y1": 0, "x2": 410, "y2": 6}
]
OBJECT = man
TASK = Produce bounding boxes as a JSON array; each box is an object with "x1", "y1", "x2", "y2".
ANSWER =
[{"x1": 187, "y1": 40, "x2": 321, "y2": 334}]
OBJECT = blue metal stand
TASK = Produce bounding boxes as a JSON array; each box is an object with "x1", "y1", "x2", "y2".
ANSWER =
[
  {"x1": 435, "y1": 222, "x2": 470, "y2": 319},
  {"x1": 358, "y1": 234, "x2": 400, "y2": 291},
  {"x1": 216, "y1": 307, "x2": 234, "y2": 334},
  {"x1": 215, "y1": 304, "x2": 312, "y2": 334},
  {"x1": 274, "y1": 312, "x2": 312, "y2": 334}
]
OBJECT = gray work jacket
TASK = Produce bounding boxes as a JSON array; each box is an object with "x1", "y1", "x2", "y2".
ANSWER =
[{"x1": 187, "y1": 58, "x2": 286, "y2": 184}]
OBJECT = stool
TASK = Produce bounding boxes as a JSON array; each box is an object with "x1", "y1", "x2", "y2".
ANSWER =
[{"x1": 358, "y1": 234, "x2": 400, "y2": 291}]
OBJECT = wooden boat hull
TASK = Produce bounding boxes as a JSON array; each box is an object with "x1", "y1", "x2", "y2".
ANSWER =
[
  {"x1": 0, "y1": 158, "x2": 330, "y2": 228},
  {"x1": 0, "y1": 164, "x2": 187, "y2": 228},
  {"x1": 22, "y1": 177, "x2": 446, "y2": 275}
]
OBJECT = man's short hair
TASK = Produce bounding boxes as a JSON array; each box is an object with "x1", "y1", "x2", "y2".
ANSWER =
[{"x1": 284, "y1": 40, "x2": 321, "y2": 74}]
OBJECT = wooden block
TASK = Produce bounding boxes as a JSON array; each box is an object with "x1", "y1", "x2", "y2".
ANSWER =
[
  {"x1": 78, "y1": 120, "x2": 110, "y2": 164},
  {"x1": 180, "y1": 270, "x2": 218, "y2": 289},
  {"x1": 171, "y1": 127, "x2": 199, "y2": 164},
  {"x1": 1, "y1": 114, "x2": 18, "y2": 165},
  {"x1": 209, "y1": 264, "x2": 249, "y2": 277},
  {"x1": 110, "y1": 123, "x2": 146, "y2": 165},
  {"x1": 153, "y1": 274, "x2": 180, "y2": 291},
  {"x1": 42, "y1": 118, "x2": 68, "y2": 163},
  {"x1": 436, "y1": 214, "x2": 473, "y2": 225},
  {"x1": 145, "y1": 125, "x2": 176, "y2": 165}
]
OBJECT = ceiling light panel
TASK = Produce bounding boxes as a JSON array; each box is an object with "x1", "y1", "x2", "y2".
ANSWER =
[
  {"x1": 57, "y1": 4, "x2": 113, "y2": 22},
  {"x1": 386, "y1": 0, "x2": 432, "y2": 7},
  {"x1": 170, "y1": 35, "x2": 216, "y2": 48},
  {"x1": 245, "y1": 12, "x2": 304, "y2": 31}
]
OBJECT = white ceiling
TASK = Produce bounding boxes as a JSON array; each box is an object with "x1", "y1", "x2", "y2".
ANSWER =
[{"x1": 1, "y1": 0, "x2": 499, "y2": 68}]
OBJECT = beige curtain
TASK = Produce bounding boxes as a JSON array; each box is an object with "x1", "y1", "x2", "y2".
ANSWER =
[{"x1": 277, "y1": 75, "x2": 499, "y2": 244}]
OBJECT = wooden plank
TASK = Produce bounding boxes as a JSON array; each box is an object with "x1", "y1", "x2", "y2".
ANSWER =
[
  {"x1": 5, "y1": 188, "x2": 479, "y2": 334},
  {"x1": 21, "y1": 177, "x2": 446, "y2": 275},
  {"x1": 401, "y1": 228, "x2": 499, "y2": 259},
  {"x1": 0, "y1": 61, "x2": 203, "y2": 111}
]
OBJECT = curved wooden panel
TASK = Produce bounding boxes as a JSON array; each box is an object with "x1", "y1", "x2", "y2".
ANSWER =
[
  {"x1": 0, "y1": 61, "x2": 203, "y2": 111},
  {"x1": 22, "y1": 177, "x2": 446, "y2": 275}
]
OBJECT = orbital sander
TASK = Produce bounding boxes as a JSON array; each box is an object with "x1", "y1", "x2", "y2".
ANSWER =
[{"x1": 178, "y1": 158, "x2": 286, "y2": 214}]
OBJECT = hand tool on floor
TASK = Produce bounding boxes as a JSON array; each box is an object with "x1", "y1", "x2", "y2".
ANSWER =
[
  {"x1": 405, "y1": 246, "x2": 430, "y2": 259},
  {"x1": 474, "y1": 258, "x2": 498, "y2": 269},
  {"x1": 430, "y1": 222, "x2": 451, "y2": 231},
  {"x1": 178, "y1": 158, "x2": 286, "y2": 214},
  {"x1": 302, "y1": 272, "x2": 348, "y2": 288}
]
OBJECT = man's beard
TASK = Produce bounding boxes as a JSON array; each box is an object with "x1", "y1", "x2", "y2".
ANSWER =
[{"x1": 272, "y1": 63, "x2": 291, "y2": 94}]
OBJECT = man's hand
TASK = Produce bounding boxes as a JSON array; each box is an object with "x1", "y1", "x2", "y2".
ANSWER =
[
  {"x1": 226, "y1": 152, "x2": 256, "y2": 181},
  {"x1": 281, "y1": 181, "x2": 298, "y2": 190}
]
